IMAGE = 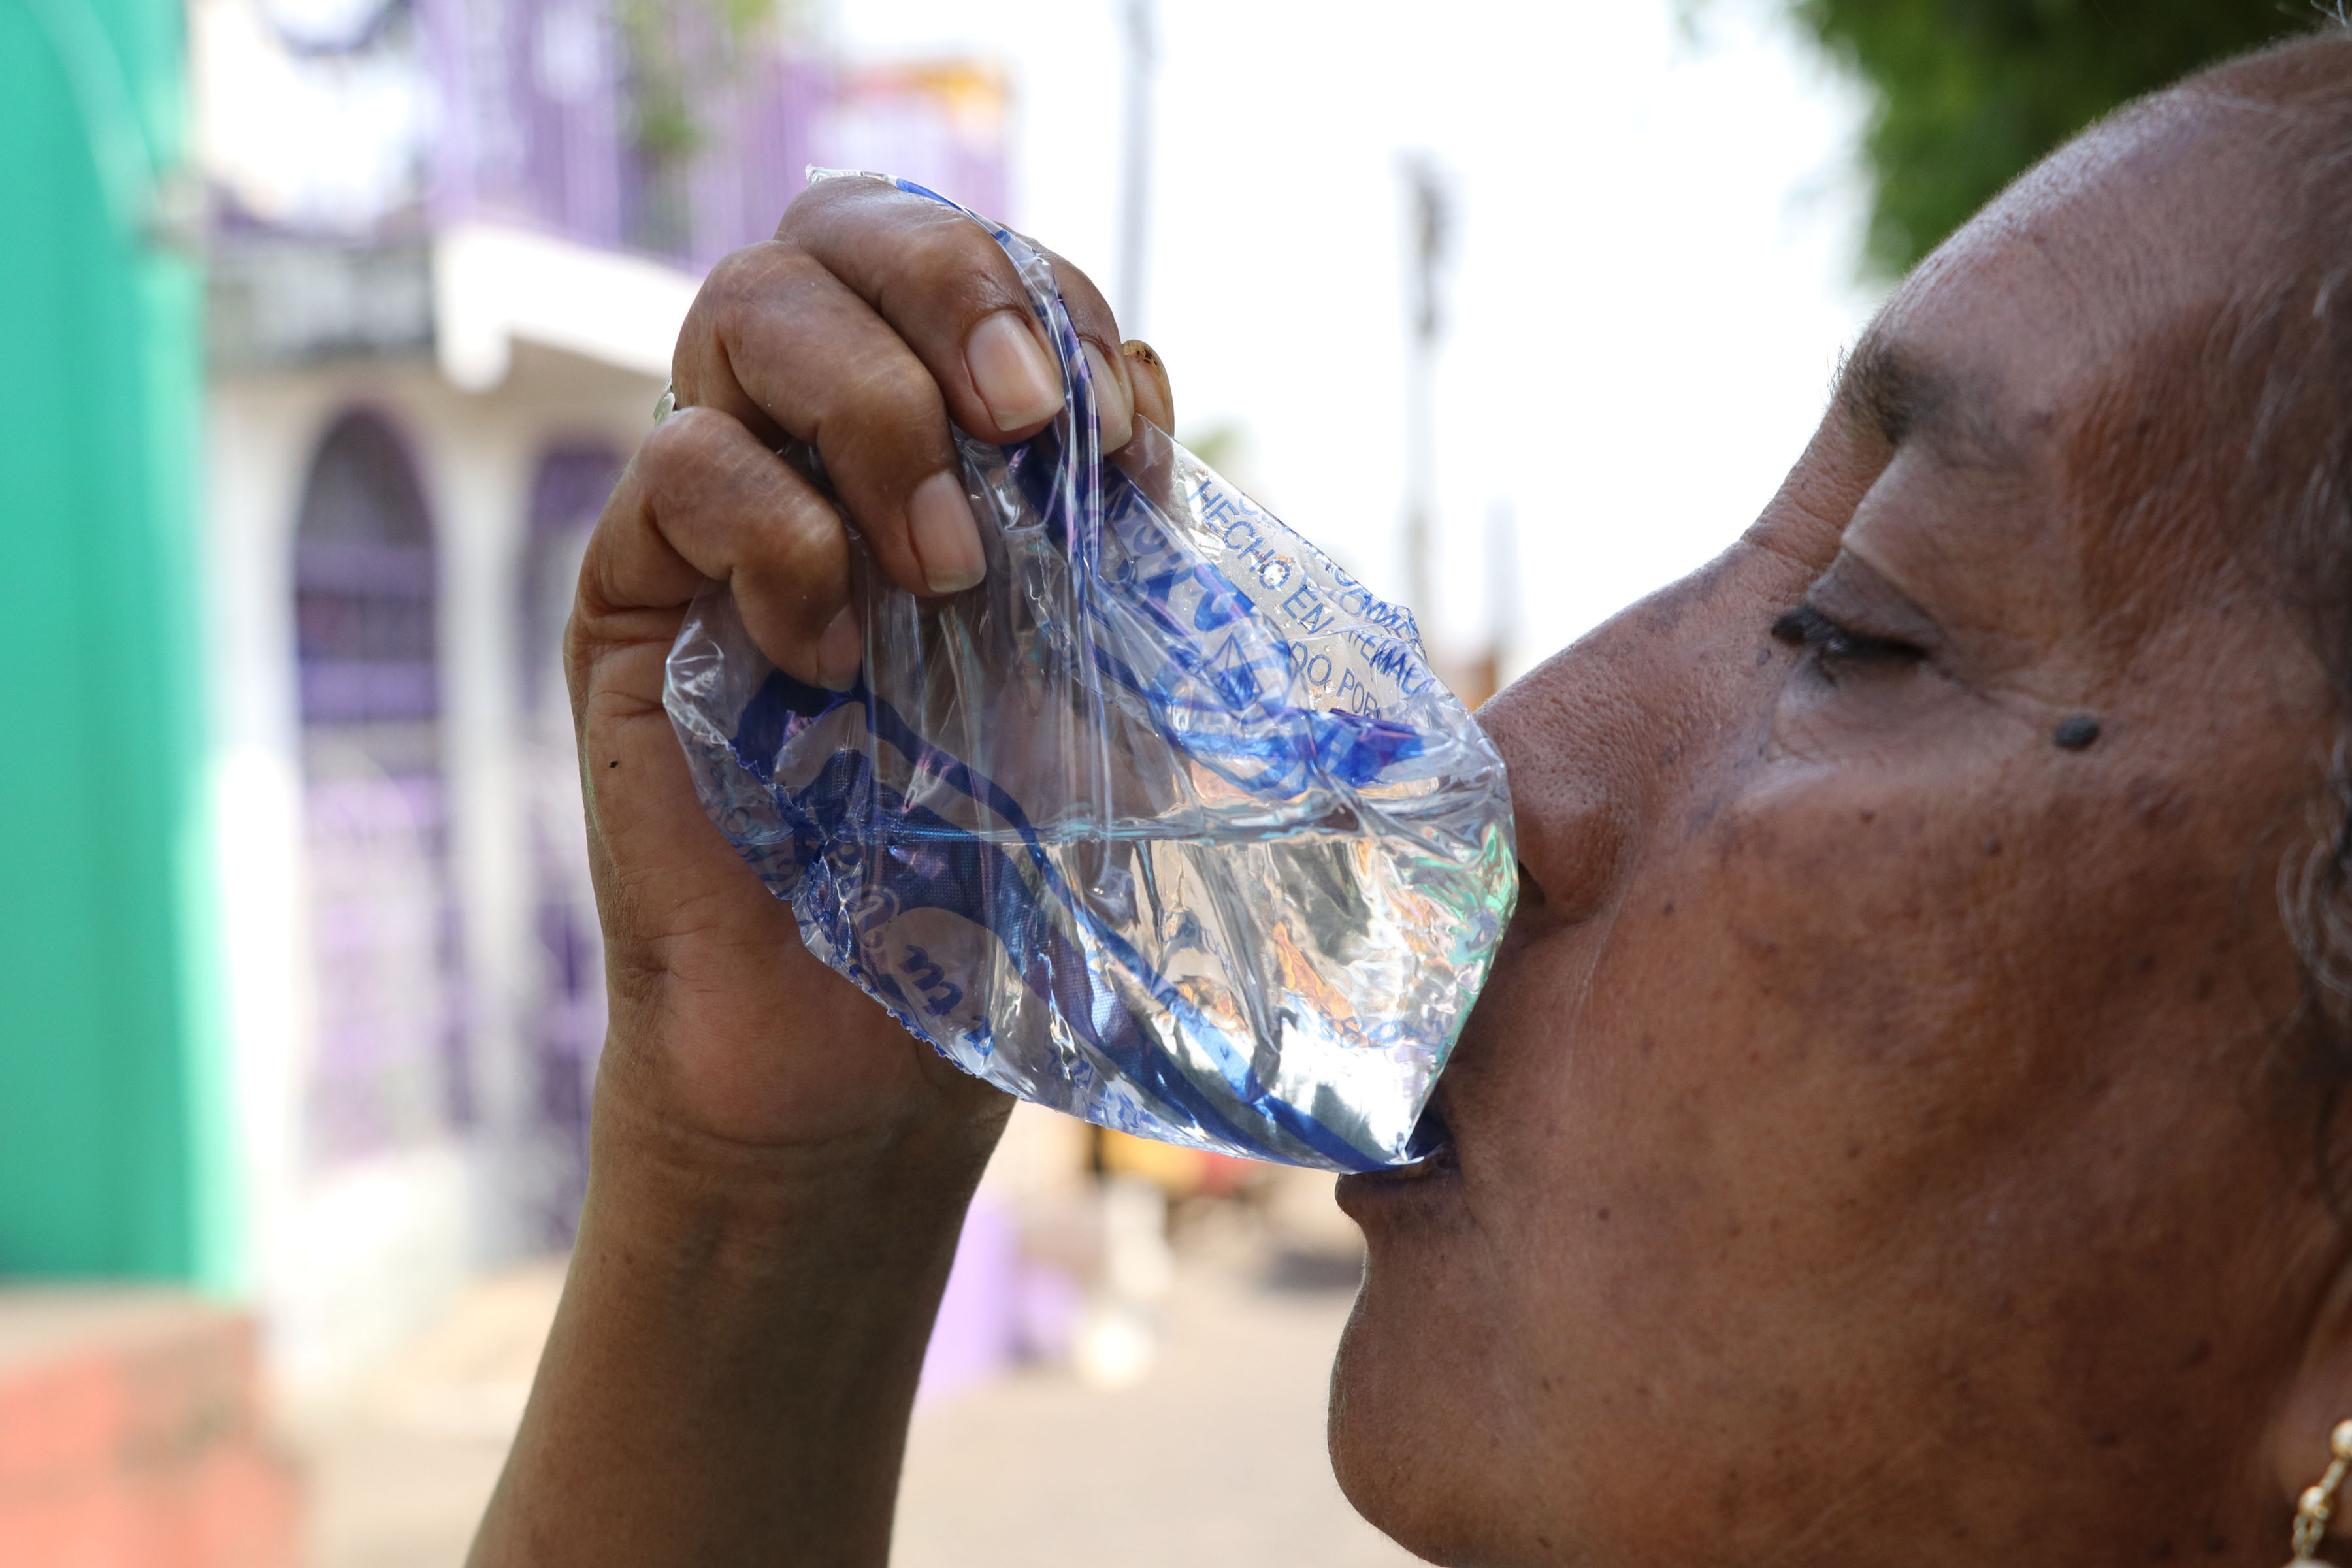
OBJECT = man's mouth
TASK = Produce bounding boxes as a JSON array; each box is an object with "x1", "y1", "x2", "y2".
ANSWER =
[
  {"x1": 1356, "y1": 1137, "x2": 1458, "y2": 1183},
  {"x1": 1333, "y1": 1094, "x2": 1462, "y2": 1219}
]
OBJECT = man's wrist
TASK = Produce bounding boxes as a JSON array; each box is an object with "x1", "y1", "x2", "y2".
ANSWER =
[
  {"x1": 577, "y1": 995, "x2": 1015, "y2": 1278},
  {"x1": 580, "y1": 1058, "x2": 1008, "y2": 1283}
]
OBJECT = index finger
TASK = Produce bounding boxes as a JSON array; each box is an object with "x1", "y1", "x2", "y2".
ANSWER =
[{"x1": 778, "y1": 178, "x2": 1141, "y2": 453}]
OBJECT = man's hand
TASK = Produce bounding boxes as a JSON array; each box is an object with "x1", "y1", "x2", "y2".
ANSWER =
[
  {"x1": 470, "y1": 178, "x2": 1176, "y2": 1567},
  {"x1": 577, "y1": 174, "x2": 1173, "y2": 1154}
]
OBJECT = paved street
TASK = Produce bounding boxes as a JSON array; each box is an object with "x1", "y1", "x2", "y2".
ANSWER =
[
  {"x1": 894, "y1": 1234, "x2": 1420, "y2": 1568},
  {"x1": 295, "y1": 1192, "x2": 1424, "y2": 1568}
]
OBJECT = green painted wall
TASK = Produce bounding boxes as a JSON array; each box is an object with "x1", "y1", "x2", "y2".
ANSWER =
[{"x1": 0, "y1": 0, "x2": 236, "y2": 1287}]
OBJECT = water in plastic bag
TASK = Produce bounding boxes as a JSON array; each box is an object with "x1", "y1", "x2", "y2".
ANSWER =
[{"x1": 662, "y1": 173, "x2": 1516, "y2": 1171}]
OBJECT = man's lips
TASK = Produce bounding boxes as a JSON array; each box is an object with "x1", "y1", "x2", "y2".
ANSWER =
[
  {"x1": 1335, "y1": 1090, "x2": 1462, "y2": 1222},
  {"x1": 1354, "y1": 1137, "x2": 1459, "y2": 1183},
  {"x1": 1334, "y1": 1134, "x2": 1460, "y2": 1225}
]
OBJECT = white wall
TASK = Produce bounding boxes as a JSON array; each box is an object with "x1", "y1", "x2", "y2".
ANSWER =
[{"x1": 206, "y1": 347, "x2": 661, "y2": 1397}]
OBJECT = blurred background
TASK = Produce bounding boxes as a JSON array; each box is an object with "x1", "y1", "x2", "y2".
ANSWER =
[{"x1": 0, "y1": 0, "x2": 2317, "y2": 1562}]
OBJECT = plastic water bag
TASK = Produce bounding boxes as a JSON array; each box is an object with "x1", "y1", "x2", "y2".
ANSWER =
[{"x1": 663, "y1": 174, "x2": 1516, "y2": 1171}]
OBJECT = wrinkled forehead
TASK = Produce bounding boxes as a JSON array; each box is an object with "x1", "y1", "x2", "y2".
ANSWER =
[
  {"x1": 1847, "y1": 92, "x2": 2298, "y2": 637},
  {"x1": 1878, "y1": 93, "x2": 2280, "y2": 413}
]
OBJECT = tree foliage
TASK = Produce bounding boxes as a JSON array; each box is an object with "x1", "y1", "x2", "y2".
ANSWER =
[{"x1": 1795, "y1": 0, "x2": 2328, "y2": 274}]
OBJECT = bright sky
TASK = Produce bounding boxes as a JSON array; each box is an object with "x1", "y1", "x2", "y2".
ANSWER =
[{"x1": 828, "y1": 0, "x2": 1886, "y2": 679}]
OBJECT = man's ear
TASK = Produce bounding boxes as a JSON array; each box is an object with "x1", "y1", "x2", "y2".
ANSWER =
[{"x1": 2268, "y1": 1257, "x2": 2352, "y2": 1546}]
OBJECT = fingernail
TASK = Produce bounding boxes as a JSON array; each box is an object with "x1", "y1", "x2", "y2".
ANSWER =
[
  {"x1": 1082, "y1": 342, "x2": 1134, "y2": 452},
  {"x1": 909, "y1": 470, "x2": 986, "y2": 594},
  {"x1": 1123, "y1": 339, "x2": 1173, "y2": 433},
  {"x1": 816, "y1": 603, "x2": 862, "y2": 690},
  {"x1": 966, "y1": 312, "x2": 1063, "y2": 431}
]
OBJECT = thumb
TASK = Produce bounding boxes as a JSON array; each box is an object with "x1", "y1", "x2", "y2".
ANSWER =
[{"x1": 1122, "y1": 339, "x2": 1175, "y2": 434}]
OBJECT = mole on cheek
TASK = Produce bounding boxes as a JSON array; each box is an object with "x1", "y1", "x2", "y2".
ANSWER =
[{"x1": 2054, "y1": 715, "x2": 2101, "y2": 751}]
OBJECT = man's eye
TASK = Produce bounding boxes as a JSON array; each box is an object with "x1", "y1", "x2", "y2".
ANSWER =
[{"x1": 1770, "y1": 605, "x2": 1921, "y2": 672}]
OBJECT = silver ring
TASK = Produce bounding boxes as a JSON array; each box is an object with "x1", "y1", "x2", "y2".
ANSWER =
[{"x1": 653, "y1": 384, "x2": 676, "y2": 425}]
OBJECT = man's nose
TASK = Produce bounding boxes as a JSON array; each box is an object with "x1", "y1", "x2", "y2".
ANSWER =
[
  {"x1": 1478, "y1": 646, "x2": 1646, "y2": 933},
  {"x1": 1477, "y1": 562, "x2": 1768, "y2": 936}
]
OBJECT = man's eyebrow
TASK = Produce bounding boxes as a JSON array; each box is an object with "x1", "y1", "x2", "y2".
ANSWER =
[
  {"x1": 1832, "y1": 329, "x2": 2027, "y2": 474},
  {"x1": 1834, "y1": 329, "x2": 1953, "y2": 448}
]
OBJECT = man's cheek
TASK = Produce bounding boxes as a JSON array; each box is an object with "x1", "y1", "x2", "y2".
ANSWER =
[
  {"x1": 1441, "y1": 923, "x2": 1590, "y2": 1117},
  {"x1": 1654, "y1": 788, "x2": 2023, "y2": 1098}
]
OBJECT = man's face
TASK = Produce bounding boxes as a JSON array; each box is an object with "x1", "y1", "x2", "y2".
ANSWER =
[{"x1": 1330, "y1": 93, "x2": 2341, "y2": 1565}]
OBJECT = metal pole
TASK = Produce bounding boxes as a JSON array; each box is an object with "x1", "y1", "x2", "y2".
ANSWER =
[
  {"x1": 1115, "y1": 0, "x2": 1156, "y2": 335},
  {"x1": 1488, "y1": 498, "x2": 1518, "y2": 665},
  {"x1": 1400, "y1": 154, "x2": 1450, "y2": 637}
]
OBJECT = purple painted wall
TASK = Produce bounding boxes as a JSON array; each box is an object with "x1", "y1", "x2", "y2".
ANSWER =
[
  {"x1": 414, "y1": 0, "x2": 1009, "y2": 269},
  {"x1": 292, "y1": 411, "x2": 468, "y2": 1166}
]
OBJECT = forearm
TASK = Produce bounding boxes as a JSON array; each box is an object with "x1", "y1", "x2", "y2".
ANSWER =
[{"x1": 468, "y1": 1049, "x2": 1004, "y2": 1568}]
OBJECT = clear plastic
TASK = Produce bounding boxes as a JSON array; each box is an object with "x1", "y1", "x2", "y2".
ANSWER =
[{"x1": 662, "y1": 173, "x2": 1516, "y2": 1171}]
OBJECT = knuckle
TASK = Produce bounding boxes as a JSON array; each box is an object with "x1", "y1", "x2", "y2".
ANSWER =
[
  {"x1": 774, "y1": 174, "x2": 866, "y2": 238},
  {"x1": 564, "y1": 551, "x2": 634, "y2": 687},
  {"x1": 739, "y1": 545, "x2": 850, "y2": 651},
  {"x1": 896, "y1": 210, "x2": 1000, "y2": 287},
  {"x1": 777, "y1": 174, "x2": 925, "y2": 245},
  {"x1": 896, "y1": 221, "x2": 1029, "y2": 327},
  {"x1": 559, "y1": 602, "x2": 601, "y2": 693},
  {"x1": 1043, "y1": 248, "x2": 1097, "y2": 300},
  {"x1": 571, "y1": 466, "x2": 636, "y2": 600},
  {"x1": 1037, "y1": 246, "x2": 1107, "y2": 318},
  {"x1": 570, "y1": 491, "x2": 643, "y2": 622},
  {"x1": 790, "y1": 182, "x2": 1015, "y2": 318},
  {"x1": 683, "y1": 241, "x2": 809, "y2": 349},
  {"x1": 774, "y1": 180, "x2": 828, "y2": 237},
  {"x1": 634, "y1": 406, "x2": 725, "y2": 492},
  {"x1": 770, "y1": 525, "x2": 851, "y2": 610},
  {"x1": 700, "y1": 239, "x2": 792, "y2": 303},
  {"x1": 825, "y1": 353, "x2": 940, "y2": 440},
  {"x1": 634, "y1": 412, "x2": 789, "y2": 546}
]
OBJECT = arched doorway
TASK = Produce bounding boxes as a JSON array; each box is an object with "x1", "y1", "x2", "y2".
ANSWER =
[
  {"x1": 520, "y1": 442, "x2": 622, "y2": 1242},
  {"x1": 293, "y1": 411, "x2": 465, "y2": 1164}
]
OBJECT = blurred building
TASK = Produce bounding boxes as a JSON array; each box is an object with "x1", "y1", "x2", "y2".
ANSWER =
[
  {"x1": 2, "y1": 4, "x2": 1018, "y2": 1547},
  {"x1": 189, "y1": 0, "x2": 1011, "y2": 1395},
  {"x1": 6, "y1": 0, "x2": 1007, "y2": 1413}
]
